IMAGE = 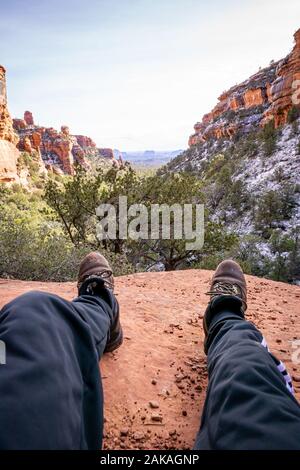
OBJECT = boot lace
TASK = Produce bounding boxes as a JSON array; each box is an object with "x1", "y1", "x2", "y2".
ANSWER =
[
  {"x1": 78, "y1": 270, "x2": 114, "y2": 290},
  {"x1": 206, "y1": 281, "x2": 241, "y2": 299}
]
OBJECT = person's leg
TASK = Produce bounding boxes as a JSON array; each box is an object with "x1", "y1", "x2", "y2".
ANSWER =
[
  {"x1": 194, "y1": 260, "x2": 300, "y2": 450},
  {"x1": 76, "y1": 251, "x2": 123, "y2": 355},
  {"x1": 0, "y1": 252, "x2": 122, "y2": 450}
]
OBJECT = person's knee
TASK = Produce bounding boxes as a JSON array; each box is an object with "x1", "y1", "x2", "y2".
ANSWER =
[
  {"x1": 17, "y1": 290, "x2": 50, "y2": 304},
  {"x1": 1, "y1": 290, "x2": 36, "y2": 312}
]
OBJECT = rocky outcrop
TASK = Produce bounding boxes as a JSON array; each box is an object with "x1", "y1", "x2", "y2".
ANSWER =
[
  {"x1": 98, "y1": 148, "x2": 125, "y2": 168},
  {"x1": 13, "y1": 113, "x2": 98, "y2": 174},
  {"x1": 12, "y1": 118, "x2": 26, "y2": 131},
  {"x1": 41, "y1": 126, "x2": 74, "y2": 174},
  {"x1": 0, "y1": 66, "x2": 20, "y2": 183},
  {"x1": 263, "y1": 29, "x2": 300, "y2": 127},
  {"x1": 0, "y1": 67, "x2": 19, "y2": 146},
  {"x1": 75, "y1": 135, "x2": 96, "y2": 148},
  {"x1": 98, "y1": 148, "x2": 114, "y2": 159},
  {"x1": 1, "y1": 64, "x2": 122, "y2": 181},
  {"x1": 244, "y1": 88, "x2": 265, "y2": 108},
  {"x1": 0, "y1": 140, "x2": 21, "y2": 183},
  {"x1": 12, "y1": 111, "x2": 121, "y2": 175},
  {"x1": 188, "y1": 63, "x2": 277, "y2": 145},
  {"x1": 24, "y1": 110, "x2": 34, "y2": 126},
  {"x1": 189, "y1": 28, "x2": 300, "y2": 146}
]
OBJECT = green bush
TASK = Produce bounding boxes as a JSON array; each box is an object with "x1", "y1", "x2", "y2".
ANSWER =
[
  {"x1": 273, "y1": 166, "x2": 285, "y2": 183},
  {"x1": 259, "y1": 120, "x2": 277, "y2": 157},
  {"x1": 280, "y1": 184, "x2": 297, "y2": 220},
  {"x1": 254, "y1": 189, "x2": 294, "y2": 235},
  {"x1": 268, "y1": 229, "x2": 300, "y2": 282},
  {"x1": 228, "y1": 235, "x2": 273, "y2": 278},
  {"x1": 287, "y1": 106, "x2": 300, "y2": 124},
  {"x1": 0, "y1": 186, "x2": 133, "y2": 281},
  {"x1": 0, "y1": 212, "x2": 132, "y2": 282},
  {"x1": 291, "y1": 119, "x2": 299, "y2": 136}
]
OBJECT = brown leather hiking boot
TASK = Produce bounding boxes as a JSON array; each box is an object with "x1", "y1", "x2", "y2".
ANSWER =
[
  {"x1": 78, "y1": 252, "x2": 114, "y2": 292},
  {"x1": 77, "y1": 252, "x2": 123, "y2": 353},
  {"x1": 203, "y1": 259, "x2": 247, "y2": 336}
]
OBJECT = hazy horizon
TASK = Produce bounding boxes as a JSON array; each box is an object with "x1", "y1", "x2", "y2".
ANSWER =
[{"x1": 1, "y1": 0, "x2": 299, "y2": 151}]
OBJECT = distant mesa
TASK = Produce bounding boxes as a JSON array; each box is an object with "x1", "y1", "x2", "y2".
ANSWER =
[{"x1": 121, "y1": 149, "x2": 183, "y2": 166}]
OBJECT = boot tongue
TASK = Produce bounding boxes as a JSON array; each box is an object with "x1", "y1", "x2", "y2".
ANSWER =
[{"x1": 78, "y1": 276, "x2": 105, "y2": 296}]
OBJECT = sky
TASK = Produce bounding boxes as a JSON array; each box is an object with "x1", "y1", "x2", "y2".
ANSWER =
[{"x1": 0, "y1": 0, "x2": 299, "y2": 151}]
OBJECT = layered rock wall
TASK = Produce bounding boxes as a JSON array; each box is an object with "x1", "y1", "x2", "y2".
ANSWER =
[
  {"x1": 263, "y1": 29, "x2": 300, "y2": 127},
  {"x1": 189, "y1": 28, "x2": 300, "y2": 146},
  {"x1": 0, "y1": 66, "x2": 20, "y2": 183}
]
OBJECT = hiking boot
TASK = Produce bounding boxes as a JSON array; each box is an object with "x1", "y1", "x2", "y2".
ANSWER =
[
  {"x1": 77, "y1": 252, "x2": 123, "y2": 353},
  {"x1": 78, "y1": 252, "x2": 114, "y2": 292},
  {"x1": 203, "y1": 259, "x2": 247, "y2": 336}
]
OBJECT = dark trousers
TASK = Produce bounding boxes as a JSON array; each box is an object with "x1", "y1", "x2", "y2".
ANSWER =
[
  {"x1": 0, "y1": 290, "x2": 114, "y2": 450},
  {"x1": 194, "y1": 296, "x2": 300, "y2": 449},
  {"x1": 1, "y1": 291, "x2": 300, "y2": 450}
]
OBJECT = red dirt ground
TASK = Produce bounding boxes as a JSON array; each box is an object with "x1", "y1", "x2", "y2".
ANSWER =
[{"x1": 0, "y1": 270, "x2": 299, "y2": 449}]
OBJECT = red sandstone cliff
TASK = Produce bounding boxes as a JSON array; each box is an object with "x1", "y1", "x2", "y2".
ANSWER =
[
  {"x1": 263, "y1": 28, "x2": 300, "y2": 127},
  {"x1": 189, "y1": 28, "x2": 300, "y2": 146},
  {"x1": 13, "y1": 115, "x2": 92, "y2": 175},
  {"x1": 12, "y1": 111, "x2": 117, "y2": 176},
  {"x1": 0, "y1": 66, "x2": 20, "y2": 183}
]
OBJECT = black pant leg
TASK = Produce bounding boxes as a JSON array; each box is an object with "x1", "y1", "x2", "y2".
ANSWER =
[
  {"x1": 0, "y1": 290, "x2": 113, "y2": 449},
  {"x1": 194, "y1": 296, "x2": 300, "y2": 449}
]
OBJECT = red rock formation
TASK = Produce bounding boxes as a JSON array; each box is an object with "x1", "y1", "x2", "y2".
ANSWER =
[
  {"x1": 263, "y1": 28, "x2": 300, "y2": 127},
  {"x1": 75, "y1": 135, "x2": 96, "y2": 148},
  {"x1": 24, "y1": 110, "x2": 34, "y2": 126},
  {"x1": 97, "y1": 148, "x2": 124, "y2": 168},
  {"x1": 0, "y1": 65, "x2": 20, "y2": 183},
  {"x1": 71, "y1": 142, "x2": 86, "y2": 166},
  {"x1": 189, "y1": 67, "x2": 275, "y2": 145},
  {"x1": 1, "y1": 66, "x2": 113, "y2": 182},
  {"x1": 0, "y1": 66, "x2": 19, "y2": 146},
  {"x1": 23, "y1": 136, "x2": 33, "y2": 154},
  {"x1": 189, "y1": 28, "x2": 300, "y2": 146},
  {"x1": 0, "y1": 140, "x2": 20, "y2": 183},
  {"x1": 99, "y1": 148, "x2": 114, "y2": 159},
  {"x1": 31, "y1": 130, "x2": 42, "y2": 150},
  {"x1": 244, "y1": 88, "x2": 264, "y2": 108},
  {"x1": 41, "y1": 126, "x2": 74, "y2": 174},
  {"x1": 12, "y1": 118, "x2": 27, "y2": 130},
  {"x1": 229, "y1": 95, "x2": 244, "y2": 111},
  {"x1": 16, "y1": 127, "x2": 43, "y2": 153},
  {"x1": 13, "y1": 115, "x2": 100, "y2": 175}
]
